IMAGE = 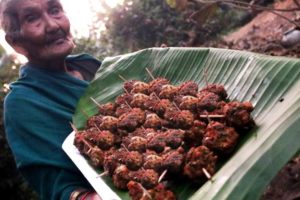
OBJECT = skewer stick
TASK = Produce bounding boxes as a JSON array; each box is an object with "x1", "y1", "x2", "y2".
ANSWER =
[
  {"x1": 70, "y1": 122, "x2": 94, "y2": 150},
  {"x1": 199, "y1": 114, "x2": 225, "y2": 118},
  {"x1": 203, "y1": 68, "x2": 209, "y2": 87},
  {"x1": 96, "y1": 171, "x2": 109, "y2": 178},
  {"x1": 70, "y1": 122, "x2": 78, "y2": 133},
  {"x1": 158, "y1": 169, "x2": 168, "y2": 183},
  {"x1": 80, "y1": 108, "x2": 90, "y2": 118},
  {"x1": 121, "y1": 144, "x2": 130, "y2": 152},
  {"x1": 138, "y1": 182, "x2": 152, "y2": 200},
  {"x1": 90, "y1": 97, "x2": 102, "y2": 107},
  {"x1": 202, "y1": 168, "x2": 212, "y2": 180},
  {"x1": 172, "y1": 102, "x2": 181, "y2": 111},
  {"x1": 119, "y1": 75, "x2": 127, "y2": 82},
  {"x1": 146, "y1": 67, "x2": 155, "y2": 80}
]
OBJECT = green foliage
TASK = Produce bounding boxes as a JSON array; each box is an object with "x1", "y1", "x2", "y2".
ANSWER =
[
  {"x1": 74, "y1": 47, "x2": 300, "y2": 200},
  {"x1": 95, "y1": 0, "x2": 252, "y2": 55},
  {"x1": 0, "y1": 58, "x2": 38, "y2": 200}
]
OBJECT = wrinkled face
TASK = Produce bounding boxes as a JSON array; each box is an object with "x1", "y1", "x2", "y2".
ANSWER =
[{"x1": 11, "y1": 0, "x2": 74, "y2": 62}]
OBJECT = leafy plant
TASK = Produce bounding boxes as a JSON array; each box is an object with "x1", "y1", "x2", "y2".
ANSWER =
[{"x1": 73, "y1": 47, "x2": 300, "y2": 200}]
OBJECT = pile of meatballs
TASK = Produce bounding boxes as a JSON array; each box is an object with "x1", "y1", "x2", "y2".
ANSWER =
[{"x1": 74, "y1": 77, "x2": 255, "y2": 200}]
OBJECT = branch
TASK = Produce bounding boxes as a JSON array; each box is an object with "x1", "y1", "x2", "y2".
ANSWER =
[{"x1": 195, "y1": 0, "x2": 300, "y2": 28}]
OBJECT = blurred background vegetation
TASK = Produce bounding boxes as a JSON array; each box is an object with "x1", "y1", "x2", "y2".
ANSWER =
[{"x1": 0, "y1": 0, "x2": 276, "y2": 199}]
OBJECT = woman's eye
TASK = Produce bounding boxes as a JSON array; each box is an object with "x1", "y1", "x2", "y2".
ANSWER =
[
  {"x1": 49, "y1": 7, "x2": 61, "y2": 15},
  {"x1": 25, "y1": 15, "x2": 38, "y2": 23}
]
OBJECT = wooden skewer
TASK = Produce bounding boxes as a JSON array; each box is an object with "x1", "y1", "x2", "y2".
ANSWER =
[
  {"x1": 202, "y1": 168, "x2": 212, "y2": 180},
  {"x1": 96, "y1": 171, "x2": 109, "y2": 178},
  {"x1": 118, "y1": 74, "x2": 127, "y2": 82},
  {"x1": 172, "y1": 102, "x2": 181, "y2": 111},
  {"x1": 199, "y1": 114, "x2": 225, "y2": 118},
  {"x1": 80, "y1": 108, "x2": 90, "y2": 118},
  {"x1": 158, "y1": 169, "x2": 168, "y2": 183},
  {"x1": 70, "y1": 122, "x2": 94, "y2": 150},
  {"x1": 90, "y1": 97, "x2": 102, "y2": 107},
  {"x1": 146, "y1": 67, "x2": 155, "y2": 80},
  {"x1": 203, "y1": 68, "x2": 209, "y2": 87},
  {"x1": 121, "y1": 144, "x2": 130, "y2": 152},
  {"x1": 138, "y1": 182, "x2": 152, "y2": 200}
]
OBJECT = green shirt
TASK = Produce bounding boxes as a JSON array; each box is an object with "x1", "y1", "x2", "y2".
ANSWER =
[{"x1": 3, "y1": 54, "x2": 101, "y2": 200}]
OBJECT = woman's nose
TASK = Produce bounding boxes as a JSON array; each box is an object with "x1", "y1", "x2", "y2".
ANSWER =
[{"x1": 44, "y1": 15, "x2": 59, "y2": 33}]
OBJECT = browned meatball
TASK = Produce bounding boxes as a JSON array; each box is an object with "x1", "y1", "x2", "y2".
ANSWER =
[
  {"x1": 131, "y1": 93, "x2": 150, "y2": 109},
  {"x1": 184, "y1": 146, "x2": 217, "y2": 180},
  {"x1": 144, "y1": 113, "x2": 163, "y2": 129},
  {"x1": 98, "y1": 102, "x2": 116, "y2": 116},
  {"x1": 158, "y1": 84, "x2": 179, "y2": 100},
  {"x1": 223, "y1": 101, "x2": 255, "y2": 130},
  {"x1": 86, "y1": 115, "x2": 103, "y2": 129},
  {"x1": 148, "y1": 78, "x2": 169, "y2": 95},
  {"x1": 197, "y1": 91, "x2": 221, "y2": 113},
  {"x1": 199, "y1": 84, "x2": 228, "y2": 100},
  {"x1": 115, "y1": 93, "x2": 133, "y2": 106},
  {"x1": 203, "y1": 121, "x2": 239, "y2": 155},
  {"x1": 131, "y1": 81, "x2": 150, "y2": 94},
  {"x1": 178, "y1": 81, "x2": 199, "y2": 96},
  {"x1": 130, "y1": 169, "x2": 159, "y2": 189},
  {"x1": 113, "y1": 165, "x2": 132, "y2": 189},
  {"x1": 185, "y1": 120, "x2": 207, "y2": 147},
  {"x1": 118, "y1": 108, "x2": 146, "y2": 131}
]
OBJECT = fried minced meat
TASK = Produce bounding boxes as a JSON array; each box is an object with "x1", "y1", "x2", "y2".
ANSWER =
[
  {"x1": 144, "y1": 93, "x2": 160, "y2": 111},
  {"x1": 124, "y1": 150, "x2": 144, "y2": 170},
  {"x1": 143, "y1": 151, "x2": 164, "y2": 172},
  {"x1": 153, "y1": 99, "x2": 175, "y2": 118},
  {"x1": 86, "y1": 115, "x2": 103, "y2": 129},
  {"x1": 147, "y1": 131, "x2": 166, "y2": 153},
  {"x1": 199, "y1": 84, "x2": 228, "y2": 100},
  {"x1": 131, "y1": 81, "x2": 150, "y2": 94},
  {"x1": 98, "y1": 102, "x2": 116, "y2": 116},
  {"x1": 74, "y1": 132, "x2": 105, "y2": 167},
  {"x1": 115, "y1": 104, "x2": 132, "y2": 117},
  {"x1": 122, "y1": 128, "x2": 155, "y2": 152},
  {"x1": 88, "y1": 146, "x2": 105, "y2": 168},
  {"x1": 115, "y1": 93, "x2": 133, "y2": 106},
  {"x1": 113, "y1": 165, "x2": 132, "y2": 189},
  {"x1": 178, "y1": 81, "x2": 199, "y2": 96},
  {"x1": 131, "y1": 93, "x2": 150, "y2": 109},
  {"x1": 125, "y1": 135, "x2": 148, "y2": 153},
  {"x1": 163, "y1": 129, "x2": 185, "y2": 149},
  {"x1": 164, "y1": 108, "x2": 194, "y2": 129},
  {"x1": 124, "y1": 80, "x2": 139, "y2": 93},
  {"x1": 158, "y1": 84, "x2": 179, "y2": 100},
  {"x1": 161, "y1": 147, "x2": 185, "y2": 174},
  {"x1": 185, "y1": 120, "x2": 207, "y2": 147},
  {"x1": 118, "y1": 108, "x2": 146, "y2": 131},
  {"x1": 89, "y1": 130, "x2": 115, "y2": 150},
  {"x1": 130, "y1": 169, "x2": 159, "y2": 189},
  {"x1": 144, "y1": 113, "x2": 163, "y2": 129},
  {"x1": 183, "y1": 146, "x2": 217, "y2": 180},
  {"x1": 148, "y1": 78, "x2": 170, "y2": 95},
  {"x1": 203, "y1": 121, "x2": 239, "y2": 155},
  {"x1": 127, "y1": 181, "x2": 177, "y2": 200},
  {"x1": 103, "y1": 148, "x2": 120, "y2": 176},
  {"x1": 197, "y1": 91, "x2": 222, "y2": 113},
  {"x1": 174, "y1": 95, "x2": 199, "y2": 112},
  {"x1": 223, "y1": 101, "x2": 255, "y2": 130},
  {"x1": 99, "y1": 116, "x2": 119, "y2": 133}
]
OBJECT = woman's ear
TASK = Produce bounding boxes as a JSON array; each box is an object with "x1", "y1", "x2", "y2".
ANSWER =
[{"x1": 5, "y1": 34, "x2": 29, "y2": 57}]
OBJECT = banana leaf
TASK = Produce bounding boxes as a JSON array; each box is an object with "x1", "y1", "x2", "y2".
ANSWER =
[{"x1": 73, "y1": 47, "x2": 300, "y2": 200}]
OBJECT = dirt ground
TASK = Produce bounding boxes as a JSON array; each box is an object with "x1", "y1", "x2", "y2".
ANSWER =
[
  {"x1": 221, "y1": 0, "x2": 300, "y2": 58},
  {"x1": 216, "y1": 0, "x2": 300, "y2": 199}
]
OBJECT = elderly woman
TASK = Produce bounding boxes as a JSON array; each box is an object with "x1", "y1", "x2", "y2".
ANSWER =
[{"x1": 1, "y1": 0, "x2": 102, "y2": 199}]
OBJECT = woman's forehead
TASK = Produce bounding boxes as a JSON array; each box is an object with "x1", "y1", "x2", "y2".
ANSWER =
[{"x1": 14, "y1": 0, "x2": 62, "y2": 10}]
